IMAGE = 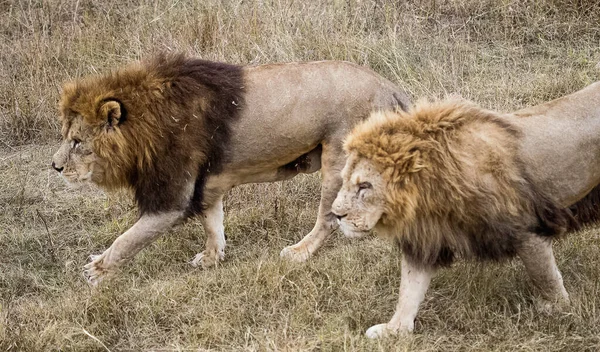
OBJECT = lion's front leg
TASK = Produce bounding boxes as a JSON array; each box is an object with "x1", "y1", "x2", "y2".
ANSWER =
[
  {"x1": 366, "y1": 256, "x2": 434, "y2": 339},
  {"x1": 517, "y1": 234, "x2": 570, "y2": 312},
  {"x1": 191, "y1": 195, "x2": 226, "y2": 269},
  {"x1": 84, "y1": 211, "x2": 184, "y2": 286}
]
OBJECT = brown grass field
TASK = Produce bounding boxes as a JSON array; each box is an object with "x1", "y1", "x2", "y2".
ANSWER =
[{"x1": 2, "y1": 0, "x2": 600, "y2": 351}]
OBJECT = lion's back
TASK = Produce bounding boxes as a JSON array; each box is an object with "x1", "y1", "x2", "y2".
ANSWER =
[{"x1": 221, "y1": 61, "x2": 409, "y2": 169}]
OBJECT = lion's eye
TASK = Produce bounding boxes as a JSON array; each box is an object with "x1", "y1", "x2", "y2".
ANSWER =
[
  {"x1": 71, "y1": 139, "x2": 81, "y2": 149},
  {"x1": 358, "y1": 182, "x2": 372, "y2": 190}
]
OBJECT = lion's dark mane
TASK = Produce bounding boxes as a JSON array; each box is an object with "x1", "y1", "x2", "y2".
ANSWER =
[{"x1": 59, "y1": 53, "x2": 245, "y2": 216}]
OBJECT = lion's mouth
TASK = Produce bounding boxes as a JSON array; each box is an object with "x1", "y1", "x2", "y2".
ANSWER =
[
  {"x1": 60, "y1": 171, "x2": 92, "y2": 187},
  {"x1": 338, "y1": 219, "x2": 371, "y2": 238},
  {"x1": 78, "y1": 170, "x2": 93, "y2": 182}
]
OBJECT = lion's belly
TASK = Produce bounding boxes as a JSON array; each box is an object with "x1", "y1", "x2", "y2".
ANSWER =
[
  {"x1": 225, "y1": 126, "x2": 325, "y2": 170},
  {"x1": 205, "y1": 144, "x2": 323, "y2": 194}
]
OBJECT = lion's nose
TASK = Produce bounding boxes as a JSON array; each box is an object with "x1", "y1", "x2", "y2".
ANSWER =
[{"x1": 52, "y1": 161, "x2": 64, "y2": 172}]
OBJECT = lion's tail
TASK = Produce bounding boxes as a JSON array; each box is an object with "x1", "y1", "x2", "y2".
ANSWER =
[{"x1": 568, "y1": 184, "x2": 600, "y2": 231}]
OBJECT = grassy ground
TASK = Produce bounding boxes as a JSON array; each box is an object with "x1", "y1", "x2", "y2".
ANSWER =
[{"x1": 2, "y1": 0, "x2": 600, "y2": 351}]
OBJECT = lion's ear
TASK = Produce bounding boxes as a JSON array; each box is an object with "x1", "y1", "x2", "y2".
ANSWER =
[{"x1": 100, "y1": 100, "x2": 125, "y2": 129}]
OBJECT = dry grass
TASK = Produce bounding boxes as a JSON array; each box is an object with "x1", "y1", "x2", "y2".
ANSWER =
[{"x1": 2, "y1": 0, "x2": 600, "y2": 350}]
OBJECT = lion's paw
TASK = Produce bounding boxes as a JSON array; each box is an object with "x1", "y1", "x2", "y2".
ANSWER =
[
  {"x1": 365, "y1": 323, "x2": 393, "y2": 339},
  {"x1": 83, "y1": 253, "x2": 109, "y2": 286},
  {"x1": 534, "y1": 296, "x2": 570, "y2": 314},
  {"x1": 190, "y1": 248, "x2": 224, "y2": 269},
  {"x1": 280, "y1": 243, "x2": 312, "y2": 262},
  {"x1": 365, "y1": 323, "x2": 410, "y2": 339}
]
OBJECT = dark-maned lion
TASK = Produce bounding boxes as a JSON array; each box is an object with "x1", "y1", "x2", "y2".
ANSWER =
[
  {"x1": 51, "y1": 53, "x2": 410, "y2": 285},
  {"x1": 332, "y1": 82, "x2": 600, "y2": 338}
]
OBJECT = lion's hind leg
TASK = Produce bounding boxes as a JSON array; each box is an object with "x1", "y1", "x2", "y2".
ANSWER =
[
  {"x1": 517, "y1": 234, "x2": 570, "y2": 312},
  {"x1": 280, "y1": 142, "x2": 344, "y2": 262}
]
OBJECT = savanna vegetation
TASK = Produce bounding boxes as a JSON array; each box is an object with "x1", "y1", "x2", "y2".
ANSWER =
[{"x1": 1, "y1": 0, "x2": 600, "y2": 350}]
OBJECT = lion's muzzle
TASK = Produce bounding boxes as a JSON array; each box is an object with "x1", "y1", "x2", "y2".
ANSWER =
[{"x1": 51, "y1": 161, "x2": 63, "y2": 172}]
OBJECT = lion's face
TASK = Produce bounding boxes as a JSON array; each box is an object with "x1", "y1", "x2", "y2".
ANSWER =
[
  {"x1": 52, "y1": 117, "x2": 104, "y2": 187},
  {"x1": 332, "y1": 153, "x2": 387, "y2": 237}
]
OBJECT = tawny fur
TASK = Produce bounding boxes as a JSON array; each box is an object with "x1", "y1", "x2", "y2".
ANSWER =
[{"x1": 344, "y1": 99, "x2": 574, "y2": 267}]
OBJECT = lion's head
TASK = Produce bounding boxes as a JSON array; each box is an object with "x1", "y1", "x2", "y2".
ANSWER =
[
  {"x1": 52, "y1": 96, "x2": 125, "y2": 188},
  {"x1": 51, "y1": 63, "x2": 163, "y2": 192},
  {"x1": 331, "y1": 154, "x2": 386, "y2": 237},
  {"x1": 332, "y1": 110, "x2": 426, "y2": 237}
]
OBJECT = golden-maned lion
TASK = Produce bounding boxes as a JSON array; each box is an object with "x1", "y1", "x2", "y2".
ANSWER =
[
  {"x1": 51, "y1": 52, "x2": 410, "y2": 285},
  {"x1": 332, "y1": 82, "x2": 600, "y2": 338}
]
